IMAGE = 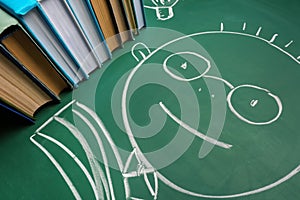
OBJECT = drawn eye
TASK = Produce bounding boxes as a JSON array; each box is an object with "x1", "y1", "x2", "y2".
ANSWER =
[
  {"x1": 227, "y1": 85, "x2": 282, "y2": 125},
  {"x1": 163, "y1": 51, "x2": 211, "y2": 82}
]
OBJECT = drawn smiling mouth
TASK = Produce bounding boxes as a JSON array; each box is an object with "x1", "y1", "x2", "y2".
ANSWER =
[{"x1": 159, "y1": 102, "x2": 232, "y2": 149}]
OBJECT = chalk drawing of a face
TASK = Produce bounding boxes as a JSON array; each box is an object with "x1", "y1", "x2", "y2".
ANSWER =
[
  {"x1": 110, "y1": 27, "x2": 300, "y2": 199},
  {"x1": 34, "y1": 27, "x2": 300, "y2": 200}
]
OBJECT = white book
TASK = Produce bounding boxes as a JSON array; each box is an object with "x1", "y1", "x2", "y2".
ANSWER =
[
  {"x1": 38, "y1": 0, "x2": 100, "y2": 75},
  {"x1": 23, "y1": 7, "x2": 86, "y2": 85},
  {"x1": 65, "y1": 0, "x2": 112, "y2": 64},
  {"x1": 132, "y1": 0, "x2": 146, "y2": 30}
]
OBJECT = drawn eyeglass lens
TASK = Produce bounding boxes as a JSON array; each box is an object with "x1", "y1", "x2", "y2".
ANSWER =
[
  {"x1": 227, "y1": 85, "x2": 282, "y2": 125},
  {"x1": 163, "y1": 52, "x2": 211, "y2": 82}
]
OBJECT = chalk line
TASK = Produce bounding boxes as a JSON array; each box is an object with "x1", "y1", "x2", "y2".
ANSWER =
[
  {"x1": 137, "y1": 164, "x2": 145, "y2": 176},
  {"x1": 144, "y1": 5, "x2": 156, "y2": 9},
  {"x1": 269, "y1": 34, "x2": 279, "y2": 43},
  {"x1": 151, "y1": 0, "x2": 179, "y2": 6},
  {"x1": 285, "y1": 40, "x2": 293, "y2": 48},
  {"x1": 123, "y1": 149, "x2": 137, "y2": 198},
  {"x1": 54, "y1": 117, "x2": 110, "y2": 200},
  {"x1": 180, "y1": 62, "x2": 188, "y2": 70},
  {"x1": 203, "y1": 75, "x2": 235, "y2": 89},
  {"x1": 250, "y1": 99, "x2": 259, "y2": 107},
  {"x1": 123, "y1": 177, "x2": 130, "y2": 200},
  {"x1": 124, "y1": 149, "x2": 137, "y2": 174},
  {"x1": 76, "y1": 102, "x2": 150, "y2": 199},
  {"x1": 159, "y1": 102, "x2": 232, "y2": 149},
  {"x1": 215, "y1": 31, "x2": 300, "y2": 64},
  {"x1": 61, "y1": 109, "x2": 114, "y2": 199},
  {"x1": 138, "y1": 50, "x2": 147, "y2": 60},
  {"x1": 143, "y1": 170, "x2": 159, "y2": 199},
  {"x1": 151, "y1": 0, "x2": 158, "y2": 6},
  {"x1": 154, "y1": 172, "x2": 159, "y2": 199},
  {"x1": 130, "y1": 197, "x2": 144, "y2": 200},
  {"x1": 131, "y1": 43, "x2": 151, "y2": 62},
  {"x1": 30, "y1": 135, "x2": 82, "y2": 200},
  {"x1": 35, "y1": 100, "x2": 75, "y2": 133},
  {"x1": 297, "y1": 56, "x2": 300, "y2": 60},
  {"x1": 242, "y1": 22, "x2": 247, "y2": 31},
  {"x1": 220, "y1": 22, "x2": 224, "y2": 32},
  {"x1": 35, "y1": 117, "x2": 53, "y2": 134},
  {"x1": 256, "y1": 27, "x2": 262, "y2": 36},
  {"x1": 144, "y1": 171, "x2": 155, "y2": 197},
  {"x1": 163, "y1": 51, "x2": 211, "y2": 82},
  {"x1": 37, "y1": 132, "x2": 101, "y2": 200},
  {"x1": 75, "y1": 102, "x2": 124, "y2": 171},
  {"x1": 227, "y1": 85, "x2": 283, "y2": 125},
  {"x1": 123, "y1": 149, "x2": 157, "y2": 198},
  {"x1": 123, "y1": 168, "x2": 156, "y2": 178}
]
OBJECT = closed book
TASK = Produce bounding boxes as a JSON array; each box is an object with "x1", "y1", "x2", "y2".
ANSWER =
[
  {"x1": 88, "y1": 0, "x2": 122, "y2": 52},
  {"x1": 0, "y1": 0, "x2": 88, "y2": 86},
  {"x1": 65, "y1": 0, "x2": 111, "y2": 64},
  {"x1": 0, "y1": 8, "x2": 69, "y2": 101},
  {"x1": 131, "y1": 0, "x2": 146, "y2": 30},
  {"x1": 122, "y1": 0, "x2": 139, "y2": 35},
  {"x1": 38, "y1": 0, "x2": 100, "y2": 74},
  {"x1": 0, "y1": 50, "x2": 52, "y2": 120},
  {"x1": 109, "y1": 0, "x2": 134, "y2": 44}
]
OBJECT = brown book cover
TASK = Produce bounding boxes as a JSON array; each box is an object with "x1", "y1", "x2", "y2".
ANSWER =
[
  {"x1": 109, "y1": 0, "x2": 133, "y2": 43},
  {"x1": 122, "y1": 0, "x2": 138, "y2": 35},
  {"x1": 1, "y1": 26, "x2": 69, "y2": 99},
  {"x1": 0, "y1": 51, "x2": 52, "y2": 119},
  {"x1": 90, "y1": 0, "x2": 122, "y2": 51}
]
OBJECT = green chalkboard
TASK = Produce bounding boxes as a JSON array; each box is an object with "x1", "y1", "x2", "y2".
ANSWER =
[{"x1": 1, "y1": 0, "x2": 300, "y2": 199}]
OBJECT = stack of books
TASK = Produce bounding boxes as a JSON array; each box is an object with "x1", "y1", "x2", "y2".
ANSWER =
[{"x1": 0, "y1": 0, "x2": 146, "y2": 123}]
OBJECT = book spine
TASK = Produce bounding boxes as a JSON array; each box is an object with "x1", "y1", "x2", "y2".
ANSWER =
[
  {"x1": 19, "y1": 25, "x2": 74, "y2": 90},
  {"x1": 0, "y1": 43, "x2": 60, "y2": 102},
  {"x1": 19, "y1": 17, "x2": 78, "y2": 88},
  {"x1": 122, "y1": 0, "x2": 138, "y2": 35},
  {"x1": 85, "y1": 0, "x2": 112, "y2": 59},
  {"x1": 106, "y1": 0, "x2": 124, "y2": 48},
  {"x1": 130, "y1": 0, "x2": 140, "y2": 32},
  {"x1": 140, "y1": 0, "x2": 147, "y2": 27},
  {"x1": 36, "y1": 3, "x2": 89, "y2": 80},
  {"x1": 118, "y1": 0, "x2": 135, "y2": 41},
  {"x1": 64, "y1": 0, "x2": 102, "y2": 66}
]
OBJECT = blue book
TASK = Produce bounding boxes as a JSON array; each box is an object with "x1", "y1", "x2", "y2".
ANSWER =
[
  {"x1": 0, "y1": 0, "x2": 91, "y2": 86},
  {"x1": 0, "y1": 100, "x2": 34, "y2": 123}
]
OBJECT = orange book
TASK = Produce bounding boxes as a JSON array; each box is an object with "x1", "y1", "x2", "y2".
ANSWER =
[
  {"x1": 109, "y1": 0, "x2": 133, "y2": 43},
  {"x1": 89, "y1": 0, "x2": 122, "y2": 52}
]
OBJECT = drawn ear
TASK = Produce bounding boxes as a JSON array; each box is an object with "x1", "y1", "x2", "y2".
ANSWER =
[{"x1": 131, "y1": 42, "x2": 151, "y2": 62}]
